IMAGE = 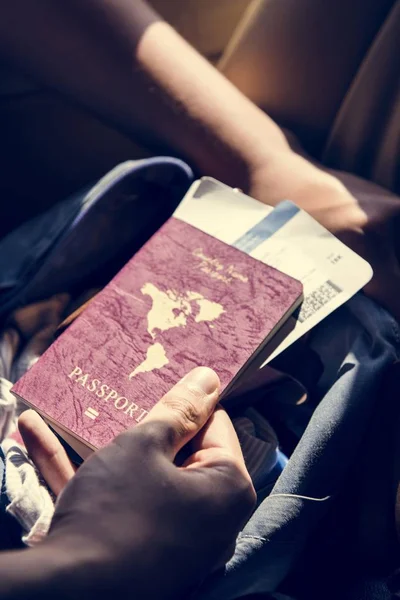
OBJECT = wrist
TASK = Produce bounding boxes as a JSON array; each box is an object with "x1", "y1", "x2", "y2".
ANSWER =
[
  {"x1": 248, "y1": 149, "x2": 354, "y2": 209},
  {"x1": 0, "y1": 535, "x2": 111, "y2": 600}
]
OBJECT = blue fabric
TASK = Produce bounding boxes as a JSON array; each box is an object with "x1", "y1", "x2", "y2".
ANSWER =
[
  {"x1": 0, "y1": 448, "x2": 5, "y2": 506},
  {"x1": 0, "y1": 157, "x2": 193, "y2": 317},
  {"x1": 0, "y1": 159, "x2": 398, "y2": 596},
  {"x1": 255, "y1": 451, "x2": 289, "y2": 503},
  {"x1": 199, "y1": 294, "x2": 400, "y2": 600},
  {"x1": 0, "y1": 448, "x2": 24, "y2": 551}
]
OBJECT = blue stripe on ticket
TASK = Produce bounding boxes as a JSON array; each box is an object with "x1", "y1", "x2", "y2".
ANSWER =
[{"x1": 233, "y1": 200, "x2": 300, "y2": 253}]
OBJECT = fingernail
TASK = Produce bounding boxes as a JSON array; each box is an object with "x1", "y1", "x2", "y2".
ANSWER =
[{"x1": 181, "y1": 367, "x2": 220, "y2": 395}]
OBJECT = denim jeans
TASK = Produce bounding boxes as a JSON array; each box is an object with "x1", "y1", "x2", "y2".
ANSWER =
[
  {"x1": 1, "y1": 159, "x2": 398, "y2": 597},
  {"x1": 199, "y1": 294, "x2": 400, "y2": 600},
  {"x1": 0, "y1": 157, "x2": 193, "y2": 318}
]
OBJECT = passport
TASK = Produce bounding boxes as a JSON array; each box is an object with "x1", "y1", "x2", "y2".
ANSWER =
[{"x1": 12, "y1": 216, "x2": 303, "y2": 458}]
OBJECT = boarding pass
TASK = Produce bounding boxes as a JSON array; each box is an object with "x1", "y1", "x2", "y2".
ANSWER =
[{"x1": 175, "y1": 177, "x2": 373, "y2": 364}]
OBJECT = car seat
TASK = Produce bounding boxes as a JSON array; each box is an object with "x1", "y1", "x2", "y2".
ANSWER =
[{"x1": 219, "y1": 0, "x2": 400, "y2": 194}]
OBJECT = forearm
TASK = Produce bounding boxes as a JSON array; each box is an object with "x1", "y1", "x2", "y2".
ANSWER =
[
  {"x1": 0, "y1": 543, "x2": 73, "y2": 600},
  {"x1": 0, "y1": 537, "x2": 112, "y2": 600},
  {"x1": 0, "y1": 0, "x2": 291, "y2": 190}
]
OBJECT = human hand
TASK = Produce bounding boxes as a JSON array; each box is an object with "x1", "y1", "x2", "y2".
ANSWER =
[
  {"x1": 249, "y1": 150, "x2": 400, "y2": 321},
  {"x1": 19, "y1": 410, "x2": 77, "y2": 497},
  {"x1": 18, "y1": 367, "x2": 255, "y2": 599}
]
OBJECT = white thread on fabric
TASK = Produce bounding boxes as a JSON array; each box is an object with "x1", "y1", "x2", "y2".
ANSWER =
[{"x1": 269, "y1": 493, "x2": 331, "y2": 502}]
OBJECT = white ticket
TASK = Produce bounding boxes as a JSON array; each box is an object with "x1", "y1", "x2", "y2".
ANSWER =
[{"x1": 175, "y1": 177, "x2": 373, "y2": 364}]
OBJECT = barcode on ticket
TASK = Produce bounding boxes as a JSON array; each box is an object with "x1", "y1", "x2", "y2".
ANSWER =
[{"x1": 297, "y1": 280, "x2": 342, "y2": 323}]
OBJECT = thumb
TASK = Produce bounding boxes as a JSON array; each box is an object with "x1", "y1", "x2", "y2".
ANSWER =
[{"x1": 138, "y1": 367, "x2": 220, "y2": 459}]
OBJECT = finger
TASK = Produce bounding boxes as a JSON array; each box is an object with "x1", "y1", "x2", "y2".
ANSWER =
[
  {"x1": 18, "y1": 410, "x2": 76, "y2": 496},
  {"x1": 139, "y1": 367, "x2": 220, "y2": 459},
  {"x1": 183, "y1": 408, "x2": 256, "y2": 526},
  {"x1": 183, "y1": 407, "x2": 248, "y2": 476}
]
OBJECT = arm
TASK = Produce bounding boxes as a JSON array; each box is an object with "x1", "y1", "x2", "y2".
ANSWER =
[
  {"x1": 0, "y1": 540, "x2": 96, "y2": 600},
  {"x1": 0, "y1": 369, "x2": 254, "y2": 600},
  {"x1": 1, "y1": 0, "x2": 399, "y2": 318},
  {"x1": 0, "y1": 0, "x2": 315, "y2": 196}
]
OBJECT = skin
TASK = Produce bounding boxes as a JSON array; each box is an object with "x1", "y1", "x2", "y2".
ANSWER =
[
  {"x1": 0, "y1": 1, "x2": 399, "y2": 317},
  {"x1": 0, "y1": 0, "x2": 398, "y2": 595},
  {"x1": 0, "y1": 367, "x2": 255, "y2": 600}
]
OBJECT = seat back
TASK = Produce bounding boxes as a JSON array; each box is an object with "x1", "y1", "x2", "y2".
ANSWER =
[{"x1": 220, "y1": 0, "x2": 400, "y2": 193}]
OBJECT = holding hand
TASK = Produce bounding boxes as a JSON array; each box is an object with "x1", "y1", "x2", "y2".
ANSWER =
[
  {"x1": 250, "y1": 149, "x2": 400, "y2": 321},
  {"x1": 18, "y1": 367, "x2": 255, "y2": 599}
]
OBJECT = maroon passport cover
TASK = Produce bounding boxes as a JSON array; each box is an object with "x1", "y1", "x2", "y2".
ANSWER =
[{"x1": 12, "y1": 217, "x2": 302, "y2": 450}]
